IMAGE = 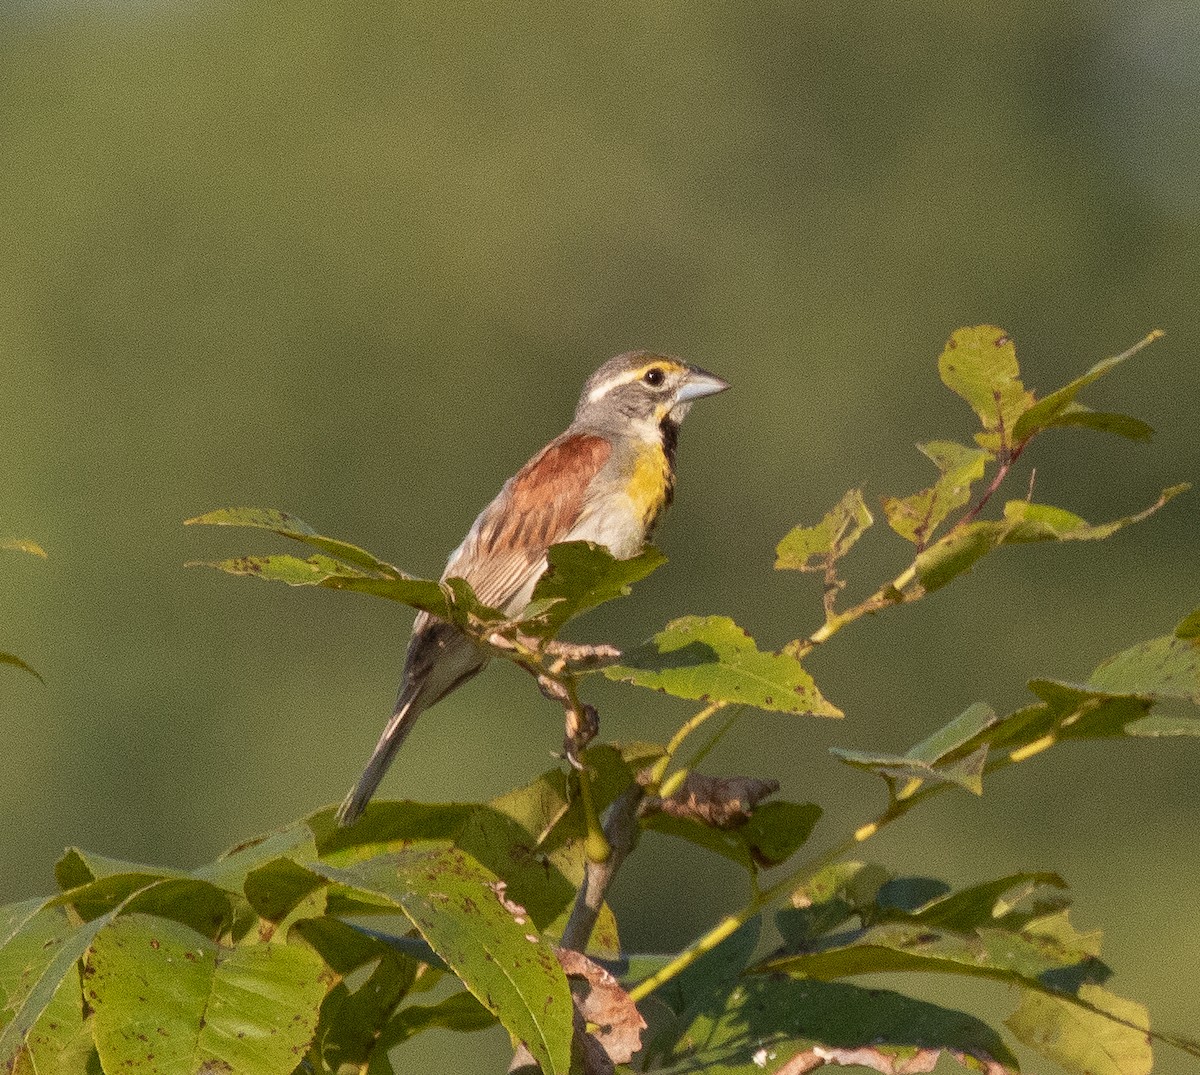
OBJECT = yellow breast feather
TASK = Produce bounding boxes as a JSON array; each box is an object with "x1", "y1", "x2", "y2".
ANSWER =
[{"x1": 628, "y1": 441, "x2": 673, "y2": 529}]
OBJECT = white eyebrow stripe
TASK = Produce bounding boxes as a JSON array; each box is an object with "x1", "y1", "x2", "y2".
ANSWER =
[{"x1": 585, "y1": 368, "x2": 644, "y2": 403}]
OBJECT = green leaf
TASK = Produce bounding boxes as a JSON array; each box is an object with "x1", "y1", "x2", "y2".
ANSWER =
[
  {"x1": 87, "y1": 912, "x2": 331, "y2": 1075},
  {"x1": 1006, "y1": 984, "x2": 1152, "y2": 1075},
  {"x1": 643, "y1": 801, "x2": 820, "y2": 875},
  {"x1": 1, "y1": 539, "x2": 47, "y2": 558},
  {"x1": 831, "y1": 702, "x2": 997, "y2": 797},
  {"x1": 0, "y1": 653, "x2": 43, "y2": 683},
  {"x1": 904, "y1": 701, "x2": 998, "y2": 765},
  {"x1": 195, "y1": 823, "x2": 318, "y2": 894},
  {"x1": 1088, "y1": 631, "x2": 1200, "y2": 704},
  {"x1": 1125, "y1": 713, "x2": 1200, "y2": 737},
  {"x1": 1175, "y1": 606, "x2": 1200, "y2": 640},
  {"x1": 648, "y1": 976, "x2": 1020, "y2": 1075},
  {"x1": 604, "y1": 615, "x2": 842, "y2": 716},
  {"x1": 981, "y1": 681, "x2": 1153, "y2": 763},
  {"x1": 55, "y1": 847, "x2": 185, "y2": 891},
  {"x1": 761, "y1": 869, "x2": 1111, "y2": 1013},
  {"x1": 308, "y1": 801, "x2": 470, "y2": 863},
  {"x1": 0, "y1": 901, "x2": 112, "y2": 1069},
  {"x1": 758, "y1": 916, "x2": 1108, "y2": 992},
  {"x1": 291, "y1": 917, "x2": 422, "y2": 978},
  {"x1": 311, "y1": 848, "x2": 574, "y2": 1075},
  {"x1": 911, "y1": 519, "x2": 1008, "y2": 592},
  {"x1": 306, "y1": 761, "x2": 642, "y2": 946},
  {"x1": 306, "y1": 950, "x2": 421, "y2": 1073},
  {"x1": 52, "y1": 873, "x2": 233, "y2": 939},
  {"x1": 881, "y1": 441, "x2": 988, "y2": 546},
  {"x1": 1011, "y1": 329, "x2": 1162, "y2": 445},
  {"x1": 937, "y1": 325, "x2": 1035, "y2": 452},
  {"x1": 909, "y1": 872, "x2": 1067, "y2": 931},
  {"x1": 775, "y1": 489, "x2": 873, "y2": 572},
  {"x1": 739, "y1": 801, "x2": 823, "y2": 868},
  {"x1": 186, "y1": 507, "x2": 510, "y2": 626},
  {"x1": 1032, "y1": 403, "x2": 1154, "y2": 442},
  {"x1": 520, "y1": 540, "x2": 665, "y2": 635},
  {"x1": 912, "y1": 484, "x2": 1187, "y2": 592},
  {"x1": 831, "y1": 745, "x2": 987, "y2": 796},
  {"x1": 7, "y1": 965, "x2": 96, "y2": 1075},
  {"x1": 243, "y1": 856, "x2": 327, "y2": 929},
  {"x1": 379, "y1": 989, "x2": 497, "y2": 1046},
  {"x1": 188, "y1": 552, "x2": 458, "y2": 615},
  {"x1": 637, "y1": 917, "x2": 762, "y2": 1070},
  {"x1": 999, "y1": 486, "x2": 1189, "y2": 542},
  {"x1": 186, "y1": 506, "x2": 404, "y2": 577}
]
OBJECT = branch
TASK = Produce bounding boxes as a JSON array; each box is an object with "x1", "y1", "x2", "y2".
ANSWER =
[
  {"x1": 509, "y1": 785, "x2": 645, "y2": 1075},
  {"x1": 560, "y1": 785, "x2": 644, "y2": 950}
]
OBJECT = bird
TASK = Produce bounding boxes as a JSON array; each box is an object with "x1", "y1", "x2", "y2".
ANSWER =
[{"x1": 336, "y1": 351, "x2": 730, "y2": 825}]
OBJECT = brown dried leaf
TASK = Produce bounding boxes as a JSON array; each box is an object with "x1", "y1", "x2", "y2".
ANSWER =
[
  {"x1": 556, "y1": 948, "x2": 646, "y2": 1068},
  {"x1": 645, "y1": 773, "x2": 780, "y2": 828},
  {"x1": 776, "y1": 1043, "x2": 1014, "y2": 1075}
]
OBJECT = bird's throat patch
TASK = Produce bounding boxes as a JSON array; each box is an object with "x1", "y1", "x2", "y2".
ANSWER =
[{"x1": 629, "y1": 441, "x2": 674, "y2": 529}]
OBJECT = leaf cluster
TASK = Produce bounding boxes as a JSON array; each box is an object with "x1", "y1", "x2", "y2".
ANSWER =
[{"x1": 5, "y1": 327, "x2": 1199, "y2": 1075}]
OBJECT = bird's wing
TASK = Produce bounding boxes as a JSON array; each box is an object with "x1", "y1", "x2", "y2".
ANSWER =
[{"x1": 444, "y1": 432, "x2": 613, "y2": 612}]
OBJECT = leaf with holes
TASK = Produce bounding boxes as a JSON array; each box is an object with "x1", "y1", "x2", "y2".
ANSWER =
[
  {"x1": 882, "y1": 441, "x2": 988, "y2": 546},
  {"x1": 775, "y1": 489, "x2": 873, "y2": 572},
  {"x1": 604, "y1": 616, "x2": 841, "y2": 716}
]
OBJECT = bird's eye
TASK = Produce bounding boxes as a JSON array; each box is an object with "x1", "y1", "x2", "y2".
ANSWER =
[{"x1": 643, "y1": 367, "x2": 666, "y2": 387}]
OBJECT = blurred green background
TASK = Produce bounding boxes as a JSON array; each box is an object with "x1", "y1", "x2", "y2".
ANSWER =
[{"x1": 2, "y1": 2, "x2": 1198, "y2": 1069}]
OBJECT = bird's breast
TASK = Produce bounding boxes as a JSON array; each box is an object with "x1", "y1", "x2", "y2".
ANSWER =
[
  {"x1": 627, "y1": 441, "x2": 675, "y2": 531},
  {"x1": 562, "y1": 436, "x2": 676, "y2": 558}
]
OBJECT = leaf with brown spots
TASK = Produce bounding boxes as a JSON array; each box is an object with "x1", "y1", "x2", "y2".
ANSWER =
[
  {"x1": 776, "y1": 489, "x2": 874, "y2": 572},
  {"x1": 85, "y1": 912, "x2": 331, "y2": 1075},
  {"x1": 311, "y1": 847, "x2": 575, "y2": 1075},
  {"x1": 604, "y1": 615, "x2": 842, "y2": 716},
  {"x1": 937, "y1": 325, "x2": 1034, "y2": 453}
]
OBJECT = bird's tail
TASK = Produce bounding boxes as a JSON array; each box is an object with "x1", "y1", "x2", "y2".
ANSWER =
[{"x1": 335, "y1": 686, "x2": 425, "y2": 826}]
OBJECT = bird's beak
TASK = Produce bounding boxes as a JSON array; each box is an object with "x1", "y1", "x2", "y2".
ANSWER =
[{"x1": 675, "y1": 366, "x2": 731, "y2": 404}]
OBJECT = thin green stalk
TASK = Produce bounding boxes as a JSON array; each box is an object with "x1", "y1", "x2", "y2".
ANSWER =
[
  {"x1": 646, "y1": 700, "x2": 725, "y2": 791},
  {"x1": 628, "y1": 797, "x2": 911, "y2": 1004},
  {"x1": 630, "y1": 721, "x2": 1092, "y2": 1003}
]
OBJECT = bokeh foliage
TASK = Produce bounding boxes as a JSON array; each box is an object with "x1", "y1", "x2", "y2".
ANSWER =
[{"x1": 2, "y1": 3, "x2": 1199, "y2": 1071}]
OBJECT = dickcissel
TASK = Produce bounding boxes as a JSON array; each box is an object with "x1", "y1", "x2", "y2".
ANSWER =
[{"x1": 336, "y1": 351, "x2": 729, "y2": 825}]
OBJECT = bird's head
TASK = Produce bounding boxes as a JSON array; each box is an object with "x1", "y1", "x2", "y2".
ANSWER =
[{"x1": 574, "y1": 351, "x2": 730, "y2": 432}]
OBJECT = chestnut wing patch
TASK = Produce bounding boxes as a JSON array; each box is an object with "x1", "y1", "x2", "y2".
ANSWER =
[
  {"x1": 448, "y1": 433, "x2": 612, "y2": 610},
  {"x1": 481, "y1": 434, "x2": 612, "y2": 553}
]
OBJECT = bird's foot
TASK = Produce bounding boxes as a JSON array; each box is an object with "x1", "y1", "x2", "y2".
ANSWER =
[{"x1": 562, "y1": 702, "x2": 600, "y2": 769}]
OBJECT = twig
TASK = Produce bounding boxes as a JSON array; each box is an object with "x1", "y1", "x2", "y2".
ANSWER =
[
  {"x1": 951, "y1": 442, "x2": 1024, "y2": 533},
  {"x1": 560, "y1": 785, "x2": 645, "y2": 950}
]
